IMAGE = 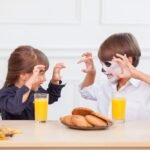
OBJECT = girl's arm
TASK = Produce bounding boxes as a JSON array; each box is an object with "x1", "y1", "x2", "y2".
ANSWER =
[
  {"x1": 43, "y1": 63, "x2": 66, "y2": 104},
  {"x1": 0, "y1": 86, "x2": 32, "y2": 114},
  {"x1": 39, "y1": 82, "x2": 65, "y2": 104},
  {"x1": 24, "y1": 65, "x2": 45, "y2": 103}
]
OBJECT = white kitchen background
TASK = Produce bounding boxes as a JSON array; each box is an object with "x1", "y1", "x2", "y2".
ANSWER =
[{"x1": 0, "y1": 0, "x2": 150, "y2": 120}]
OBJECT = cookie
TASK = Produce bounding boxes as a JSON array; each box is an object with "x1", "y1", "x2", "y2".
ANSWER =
[
  {"x1": 72, "y1": 107, "x2": 93, "y2": 116},
  {"x1": 85, "y1": 115, "x2": 107, "y2": 127},
  {"x1": 91, "y1": 112, "x2": 112, "y2": 124},
  {"x1": 60, "y1": 115, "x2": 73, "y2": 126},
  {"x1": 71, "y1": 115, "x2": 93, "y2": 128}
]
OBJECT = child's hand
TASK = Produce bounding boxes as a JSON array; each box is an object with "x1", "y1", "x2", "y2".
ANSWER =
[
  {"x1": 77, "y1": 52, "x2": 96, "y2": 74},
  {"x1": 26, "y1": 65, "x2": 46, "y2": 88},
  {"x1": 112, "y1": 54, "x2": 137, "y2": 79},
  {"x1": 51, "y1": 63, "x2": 66, "y2": 85}
]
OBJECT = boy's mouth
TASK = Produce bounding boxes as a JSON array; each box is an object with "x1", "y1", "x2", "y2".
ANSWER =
[{"x1": 106, "y1": 73, "x2": 113, "y2": 79}]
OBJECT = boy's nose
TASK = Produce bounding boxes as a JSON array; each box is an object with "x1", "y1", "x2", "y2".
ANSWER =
[{"x1": 101, "y1": 68, "x2": 106, "y2": 72}]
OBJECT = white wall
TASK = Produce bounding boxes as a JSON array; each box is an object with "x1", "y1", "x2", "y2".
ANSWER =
[{"x1": 0, "y1": 0, "x2": 150, "y2": 120}]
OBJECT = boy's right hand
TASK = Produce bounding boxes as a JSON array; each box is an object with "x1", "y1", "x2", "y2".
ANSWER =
[{"x1": 77, "y1": 52, "x2": 96, "y2": 74}]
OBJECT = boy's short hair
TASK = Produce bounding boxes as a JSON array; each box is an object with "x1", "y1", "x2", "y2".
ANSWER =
[{"x1": 98, "y1": 33, "x2": 141, "y2": 67}]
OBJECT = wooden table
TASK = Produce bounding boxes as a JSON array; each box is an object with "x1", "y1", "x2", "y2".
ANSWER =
[{"x1": 0, "y1": 120, "x2": 150, "y2": 150}]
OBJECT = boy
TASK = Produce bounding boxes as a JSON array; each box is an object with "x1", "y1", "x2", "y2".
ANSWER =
[{"x1": 78, "y1": 33, "x2": 150, "y2": 121}]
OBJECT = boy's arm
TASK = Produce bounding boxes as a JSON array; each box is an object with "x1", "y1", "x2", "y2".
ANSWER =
[
  {"x1": 80, "y1": 71, "x2": 96, "y2": 89},
  {"x1": 78, "y1": 52, "x2": 96, "y2": 89},
  {"x1": 132, "y1": 70, "x2": 150, "y2": 84}
]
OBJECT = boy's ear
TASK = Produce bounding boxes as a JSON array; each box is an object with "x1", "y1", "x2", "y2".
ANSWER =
[{"x1": 128, "y1": 56, "x2": 133, "y2": 64}]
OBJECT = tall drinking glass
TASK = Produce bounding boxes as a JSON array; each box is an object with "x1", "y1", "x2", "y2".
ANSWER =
[
  {"x1": 34, "y1": 93, "x2": 48, "y2": 123},
  {"x1": 112, "y1": 95, "x2": 126, "y2": 123}
]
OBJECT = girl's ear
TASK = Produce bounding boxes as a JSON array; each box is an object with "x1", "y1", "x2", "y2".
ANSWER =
[{"x1": 128, "y1": 56, "x2": 133, "y2": 64}]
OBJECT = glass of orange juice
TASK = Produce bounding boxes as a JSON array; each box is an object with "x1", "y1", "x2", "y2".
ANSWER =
[
  {"x1": 34, "y1": 93, "x2": 49, "y2": 123},
  {"x1": 112, "y1": 95, "x2": 126, "y2": 123}
]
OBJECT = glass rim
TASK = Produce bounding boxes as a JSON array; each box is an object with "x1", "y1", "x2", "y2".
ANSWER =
[{"x1": 34, "y1": 93, "x2": 49, "y2": 99}]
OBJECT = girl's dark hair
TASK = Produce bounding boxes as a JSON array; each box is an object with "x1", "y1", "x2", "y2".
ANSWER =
[
  {"x1": 98, "y1": 33, "x2": 141, "y2": 67},
  {"x1": 3, "y1": 45, "x2": 49, "y2": 88}
]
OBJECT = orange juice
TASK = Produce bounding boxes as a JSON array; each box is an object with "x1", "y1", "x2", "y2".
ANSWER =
[
  {"x1": 34, "y1": 98, "x2": 48, "y2": 122},
  {"x1": 112, "y1": 97, "x2": 126, "y2": 121}
]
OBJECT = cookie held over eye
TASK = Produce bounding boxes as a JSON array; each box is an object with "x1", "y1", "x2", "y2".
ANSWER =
[
  {"x1": 72, "y1": 107, "x2": 93, "y2": 116},
  {"x1": 85, "y1": 115, "x2": 107, "y2": 127}
]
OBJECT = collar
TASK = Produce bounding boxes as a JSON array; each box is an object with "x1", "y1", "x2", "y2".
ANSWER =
[
  {"x1": 129, "y1": 78, "x2": 141, "y2": 87},
  {"x1": 108, "y1": 78, "x2": 140, "y2": 91}
]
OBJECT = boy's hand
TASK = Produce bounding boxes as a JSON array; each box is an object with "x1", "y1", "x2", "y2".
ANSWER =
[
  {"x1": 26, "y1": 65, "x2": 46, "y2": 88},
  {"x1": 51, "y1": 63, "x2": 66, "y2": 85},
  {"x1": 77, "y1": 52, "x2": 96, "y2": 74},
  {"x1": 112, "y1": 54, "x2": 137, "y2": 79}
]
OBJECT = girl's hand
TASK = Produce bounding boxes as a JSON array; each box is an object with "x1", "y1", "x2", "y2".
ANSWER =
[
  {"x1": 51, "y1": 63, "x2": 66, "y2": 85},
  {"x1": 26, "y1": 65, "x2": 46, "y2": 88},
  {"x1": 77, "y1": 52, "x2": 96, "y2": 74},
  {"x1": 112, "y1": 54, "x2": 137, "y2": 79}
]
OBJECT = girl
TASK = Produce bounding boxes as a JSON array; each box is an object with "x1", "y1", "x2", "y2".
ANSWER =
[
  {"x1": 0, "y1": 45, "x2": 65, "y2": 120},
  {"x1": 78, "y1": 33, "x2": 150, "y2": 121}
]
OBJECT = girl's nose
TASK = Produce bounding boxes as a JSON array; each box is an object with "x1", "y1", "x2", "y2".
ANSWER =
[
  {"x1": 43, "y1": 76, "x2": 46, "y2": 82},
  {"x1": 40, "y1": 76, "x2": 46, "y2": 82}
]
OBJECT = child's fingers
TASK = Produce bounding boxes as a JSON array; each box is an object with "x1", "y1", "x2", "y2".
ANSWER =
[
  {"x1": 78, "y1": 52, "x2": 93, "y2": 64},
  {"x1": 81, "y1": 52, "x2": 92, "y2": 57},
  {"x1": 112, "y1": 57, "x2": 126, "y2": 69},
  {"x1": 54, "y1": 63, "x2": 66, "y2": 69},
  {"x1": 116, "y1": 53, "x2": 129, "y2": 62},
  {"x1": 77, "y1": 59, "x2": 85, "y2": 64},
  {"x1": 115, "y1": 54, "x2": 131, "y2": 67},
  {"x1": 81, "y1": 68, "x2": 88, "y2": 73},
  {"x1": 77, "y1": 56, "x2": 93, "y2": 64}
]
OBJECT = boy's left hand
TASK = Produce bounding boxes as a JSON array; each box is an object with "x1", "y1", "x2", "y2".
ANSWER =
[
  {"x1": 51, "y1": 63, "x2": 66, "y2": 85},
  {"x1": 112, "y1": 53, "x2": 137, "y2": 79}
]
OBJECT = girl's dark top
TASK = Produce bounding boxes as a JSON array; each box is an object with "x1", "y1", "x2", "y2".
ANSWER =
[{"x1": 0, "y1": 82, "x2": 65, "y2": 120}]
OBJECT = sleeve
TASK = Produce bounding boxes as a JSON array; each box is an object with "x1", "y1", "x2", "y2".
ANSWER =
[
  {"x1": 79, "y1": 81, "x2": 102, "y2": 101},
  {"x1": 39, "y1": 81, "x2": 66, "y2": 104},
  {"x1": 0, "y1": 86, "x2": 30, "y2": 115}
]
